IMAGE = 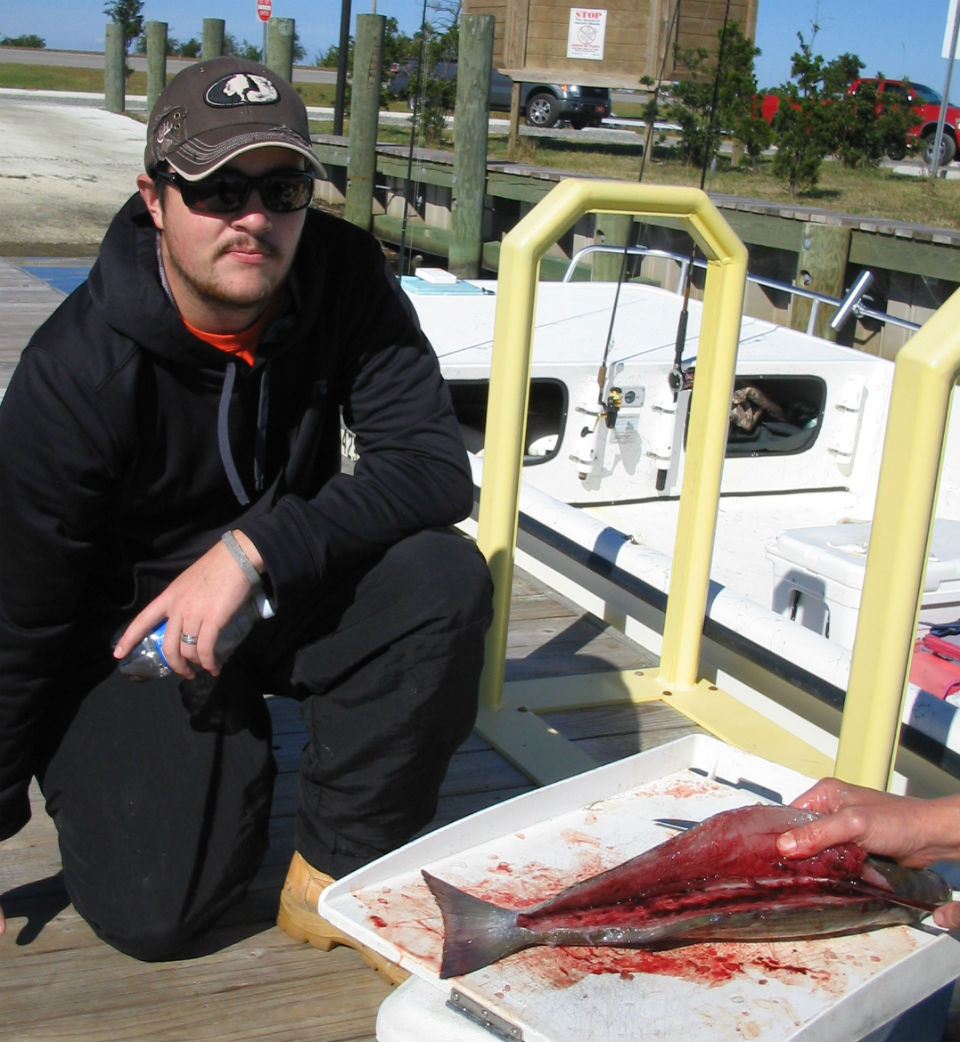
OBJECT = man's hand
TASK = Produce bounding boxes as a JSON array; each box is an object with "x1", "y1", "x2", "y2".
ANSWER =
[
  {"x1": 112, "y1": 531, "x2": 264, "y2": 678},
  {"x1": 777, "y1": 777, "x2": 960, "y2": 928}
]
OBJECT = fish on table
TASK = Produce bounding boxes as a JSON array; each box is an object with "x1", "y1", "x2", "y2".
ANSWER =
[{"x1": 422, "y1": 804, "x2": 951, "y2": 979}]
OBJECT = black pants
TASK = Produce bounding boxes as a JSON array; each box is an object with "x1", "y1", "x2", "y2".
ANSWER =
[{"x1": 37, "y1": 529, "x2": 493, "y2": 961}]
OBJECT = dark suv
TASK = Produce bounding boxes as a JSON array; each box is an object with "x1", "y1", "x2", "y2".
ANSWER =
[{"x1": 387, "y1": 60, "x2": 611, "y2": 129}]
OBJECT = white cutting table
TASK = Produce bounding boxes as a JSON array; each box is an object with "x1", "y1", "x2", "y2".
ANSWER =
[{"x1": 320, "y1": 737, "x2": 960, "y2": 1042}]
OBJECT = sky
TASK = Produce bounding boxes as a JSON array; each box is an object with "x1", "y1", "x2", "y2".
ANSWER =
[{"x1": 2, "y1": 1, "x2": 959, "y2": 99}]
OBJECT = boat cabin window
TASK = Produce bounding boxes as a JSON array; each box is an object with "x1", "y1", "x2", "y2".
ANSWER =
[
  {"x1": 722, "y1": 375, "x2": 825, "y2": 457},
  {"x1": 448, "y1": 378, "x2": 567, "y2": 464}
]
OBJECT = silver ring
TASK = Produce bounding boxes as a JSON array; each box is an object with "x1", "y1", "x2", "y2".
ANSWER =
[{"x1": 180, "y1": 633, "x2": 198, "y2": 646}]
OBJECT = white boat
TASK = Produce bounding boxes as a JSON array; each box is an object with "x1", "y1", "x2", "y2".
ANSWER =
[{"x1": 405, "y1": 264, "x2": 960, "y2": 630}]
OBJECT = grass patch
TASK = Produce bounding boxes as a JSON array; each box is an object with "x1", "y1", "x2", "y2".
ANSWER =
[
  {"x1": 0, "y1": 62, "x2": 341, "y2": 107},
  {"x1": 317, "y1": 114, "x2": 960, "y2": 230},
  {"x1": 0, "y1": 62, "x2": 143, "y2": 93},
  {"x1": 295, "y1": 82, "x2": 338, "y2": 107},
  {"x1": 511, "y1": 140, "x2": 960, "y2": 229}
]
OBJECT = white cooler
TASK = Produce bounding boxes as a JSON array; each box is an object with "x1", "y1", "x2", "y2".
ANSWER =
[{"x1": 767, "y1": 519, "x2": 960, "y2": 649}]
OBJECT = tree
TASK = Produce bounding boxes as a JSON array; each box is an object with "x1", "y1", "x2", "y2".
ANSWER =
[
  {"x1": 714, "y1": 24, "x2": 772, "y2": 167},
  {"x1": 829, "y1": 72, "x2": 914, "y2": 168},
  {"x1": 317, "y1": 39, "x2": 351, "y2": 68},
  {"x1": 381, "y1": 16, "x2": 416, "y2": 74},
  {"x1": 103, "y1": 0, "x2": 144, "y2": 54},
  {"x1": 404, "y1": 5, "x2": 460, "y2": 145},
  {"x1": 769, "y1": 33, "x2": 835, "y2": 193},
  {"x1": 224, "y1": 33, "x2": 263, "y2": 62},
  {"x1": 134, "y1": 34, "x2": 201, "y2": 57},
  {"x1": 769, "y1": 35, "x2": 909, "y2": 190},
  {"x1": 667, "y1": 22, "x2": 769, "y2": 169},
  {"x1": 0, "y1": 33, "x2": 45, "y2": 47},
  {"x1": 668, "y1": 45, "x2": 713, "y2": 166},
  {"x1": 219, "y1": 29, "x2": 304, "y2": 64}
]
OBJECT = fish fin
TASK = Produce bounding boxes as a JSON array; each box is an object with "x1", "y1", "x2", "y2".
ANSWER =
[
  {"x1": 422, "y1": 870, "x2": 532, "y2": 978},
  {"x1": 863, "y1": 857, "x2": 952, "y2": 910}
]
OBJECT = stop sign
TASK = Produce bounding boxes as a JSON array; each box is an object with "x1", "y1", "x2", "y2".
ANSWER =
[{"x1": 257, "y1": 0, "x2": 272, "y2": 22}]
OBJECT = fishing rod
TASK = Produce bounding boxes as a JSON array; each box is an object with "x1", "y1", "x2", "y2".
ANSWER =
[
  {"x1": 397, "y1": 0, "x2": 430, "y2": 278},
  {"x1": 638, "y1": 0, "x2": 682, "y2": 185},
  {"x1": 670, "y1": 0, "x2": 734, "y2": 399},
  {"x1": 594, "y1": 0, "x2": 682, "y2": 421}
]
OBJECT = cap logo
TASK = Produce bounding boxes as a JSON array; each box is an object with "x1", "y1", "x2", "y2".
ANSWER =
[
  {"x1": 153, "y1": 108, "x2": 183, "y2": 147},
  {"x1": 205, "y1": 72, "x2": 280, "y2": 108}
]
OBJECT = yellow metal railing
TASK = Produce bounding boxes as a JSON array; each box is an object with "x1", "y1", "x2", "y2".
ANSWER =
[
  {"x1": 475, "y1": 180, "x2": 747, "y2": 709},
  {"x1": 836, "y1": 286, "x2": 960, "y2": 789},
  {"x1": 474, "y1": 177, "x2": 960, "y2": 795}
]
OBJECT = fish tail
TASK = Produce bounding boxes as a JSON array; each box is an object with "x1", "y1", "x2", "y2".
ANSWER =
[{"x1": 422, "y1": 870, "x2": 532, "y2": 978}]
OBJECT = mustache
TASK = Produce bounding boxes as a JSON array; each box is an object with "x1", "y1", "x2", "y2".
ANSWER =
[{"x1": 217, "y1": 236, "x2": 279, "y2": 259}]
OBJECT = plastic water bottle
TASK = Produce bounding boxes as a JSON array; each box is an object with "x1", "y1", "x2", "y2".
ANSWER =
[{"x1": 116, "y1": 590, "x2": 275, "y2": 680}]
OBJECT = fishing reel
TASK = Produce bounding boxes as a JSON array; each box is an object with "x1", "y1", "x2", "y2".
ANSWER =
[{"x1": 604, "y1": 387, "x2": 623, "y2": 429}]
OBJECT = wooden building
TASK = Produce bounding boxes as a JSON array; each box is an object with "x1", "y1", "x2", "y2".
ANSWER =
[{"x1": 463, "y1": 0, "x2": 759, "y2": 87}]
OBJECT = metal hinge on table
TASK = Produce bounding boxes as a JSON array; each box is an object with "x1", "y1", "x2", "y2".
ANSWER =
[{"x1": 448, "y1": 988, "x2": 524, "y2": 1041}]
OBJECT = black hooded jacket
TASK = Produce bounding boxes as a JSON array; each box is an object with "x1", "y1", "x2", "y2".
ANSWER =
[{"x1": 0, "y1": 195, "x2": 474, "y2": 839}]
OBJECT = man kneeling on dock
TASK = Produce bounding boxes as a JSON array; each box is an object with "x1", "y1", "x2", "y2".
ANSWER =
[{"x1": 0, "y1": 58, "x2": 492, "y2": 980}]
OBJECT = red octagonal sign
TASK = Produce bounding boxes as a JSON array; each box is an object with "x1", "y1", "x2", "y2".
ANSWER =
[{"x1": 257, "y1": 0, "x2": 272, "y2": 22}]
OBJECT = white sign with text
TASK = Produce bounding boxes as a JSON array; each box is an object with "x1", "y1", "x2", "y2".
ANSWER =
[{"x1": 567, "y1": 8, "x2": 607, "y2": 61}]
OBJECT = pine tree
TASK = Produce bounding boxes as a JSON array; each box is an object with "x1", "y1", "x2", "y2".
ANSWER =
[{"x1": 668, "y1": 22, "x2": 769, "y2": 169}]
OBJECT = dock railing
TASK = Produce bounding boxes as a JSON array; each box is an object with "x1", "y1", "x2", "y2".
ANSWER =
[
  {"x1": 474, "y1": 176, "x2": 960, "y2": 793},
  {"x1": 562, "y1": 244, "x2": 922, "y2": 335}
]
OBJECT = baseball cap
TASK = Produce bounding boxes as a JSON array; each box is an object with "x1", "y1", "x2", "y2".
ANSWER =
[{"x1": 145, "y1": 56, "x2": 324, "y2": 181}]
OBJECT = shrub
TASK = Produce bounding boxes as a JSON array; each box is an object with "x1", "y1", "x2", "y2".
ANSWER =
[{"x1": 1, "y1": 34, "x2": 45, "y2": 48}]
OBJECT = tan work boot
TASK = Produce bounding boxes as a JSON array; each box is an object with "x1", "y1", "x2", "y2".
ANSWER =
[{"x1": 277, "y1": 851, "x2": 409, "y2": 986}]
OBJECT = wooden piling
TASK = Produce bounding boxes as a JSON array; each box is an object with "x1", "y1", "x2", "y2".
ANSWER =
[
  {"x1": 791, "y1": 222, "x2": 851, "y2": 340},
  {"x1": 592, "y1": 213, "x2": 633, "y2": 282},
  {"x1": 450, "y1": 15, "x2": 495, "y2": 278},
  {"x1": 266, "y1": 17, "x2": 295, "y2": 82},
  {"x1": 104, "y1": 23, "x2": 125, "y2": 114},
  {"x1": 344, "y1": 14, "x2": 385, "y2": 231},
  {"x1": 145, "y1": 21, "x2": 167, "y2": 119},
  {"x1": 202, "y1": 18, "x2": 225, "y2": 61}
]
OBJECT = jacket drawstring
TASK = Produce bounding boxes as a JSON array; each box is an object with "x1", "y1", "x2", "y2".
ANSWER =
[
  {"x1": 218, "y1": 361, "x2": 250, "y2": 505},
  {"x1": 217, "y1": 360, "x2": 271, "y2": 504},
  {"x1": 254, "y1": 366, "x2": 270, "y2": 493}
]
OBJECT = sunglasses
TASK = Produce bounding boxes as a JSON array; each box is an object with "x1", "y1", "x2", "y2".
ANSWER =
[{"x1": 154, "y1": 168, "x2": 315, "y2": 214}]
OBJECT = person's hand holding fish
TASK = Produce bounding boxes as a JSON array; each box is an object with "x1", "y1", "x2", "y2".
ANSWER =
[
  {"x1": 778, "y1": 778, "x2": 960, "y2": 929},
  {"x1": 424, "y1": 803, "x2": 952, "y2": 978}
]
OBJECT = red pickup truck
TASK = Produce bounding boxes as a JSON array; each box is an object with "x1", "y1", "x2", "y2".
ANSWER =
[{"x1": 760, "y1": 78, "x2": 960, "y2": 166}]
